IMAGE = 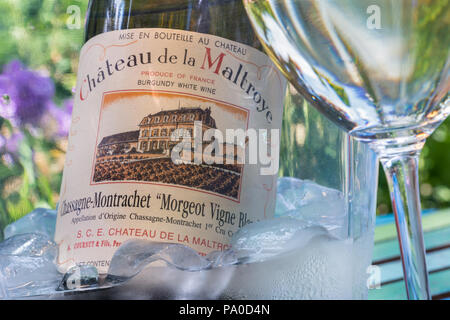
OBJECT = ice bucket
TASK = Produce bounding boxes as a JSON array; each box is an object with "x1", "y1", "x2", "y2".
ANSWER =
[
  {"x1": 68, "y1": 85, "x2": 379, "y2": 300},
  {"x1": 0, "y1": 84, "x2": 379, "y2": 300}
]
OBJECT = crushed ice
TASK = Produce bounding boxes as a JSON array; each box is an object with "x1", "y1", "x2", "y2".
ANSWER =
[{"x1": 0, "y1": 178, "x2": 352, "y2": 299}]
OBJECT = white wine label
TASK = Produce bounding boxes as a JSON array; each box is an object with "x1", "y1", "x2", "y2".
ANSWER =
[{"x1": 55, "y1": 28, "x2": 286, "y2": 273}]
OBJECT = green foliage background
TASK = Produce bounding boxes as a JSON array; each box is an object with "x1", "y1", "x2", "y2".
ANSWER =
[
  {"x1": 0, "y1": 0, "x2": 449, "y2": 230},
  {"x1": 0, "y1": 0, "x2": 87, "y2": 231}
]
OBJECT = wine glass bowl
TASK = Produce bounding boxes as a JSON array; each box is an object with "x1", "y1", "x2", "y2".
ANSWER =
[
  {"x1": 245, "y1": 0, "x2": 449, "y2": 148},
  {"x1": 244, "y1": 0, "x2": 450, "y2": 299}
]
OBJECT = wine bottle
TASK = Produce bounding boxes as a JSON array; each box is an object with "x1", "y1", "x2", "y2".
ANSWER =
[{"x1": 55, "y1": 0, "x2": 286, "y2": 273}]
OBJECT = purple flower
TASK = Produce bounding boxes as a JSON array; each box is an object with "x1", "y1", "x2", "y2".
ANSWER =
[
  {"x1": 45, "y1": 99, "x2": 73, "y2": 138},
  {"x1": 0, "y1": 60, "x2": 54, "y2": 126},
  {"x1": 6, "y1": 132, "x2": 24, "y2": 153},
  {"x1": 0, "y1": 131, "x2": 24, "y2": 161}
]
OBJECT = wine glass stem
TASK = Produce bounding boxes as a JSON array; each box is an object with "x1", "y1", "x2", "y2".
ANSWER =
[{"x1": 380, "y1": 151, "x2": 430, "y2": 300}]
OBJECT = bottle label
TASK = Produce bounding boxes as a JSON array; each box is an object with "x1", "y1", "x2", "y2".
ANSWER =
[{"x1": 55, "y1": 28, "x2": 286, "y2": 273}]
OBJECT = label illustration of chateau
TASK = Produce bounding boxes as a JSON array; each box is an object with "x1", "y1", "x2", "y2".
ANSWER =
[{"x1": 92, "y1": 92, "x2": 247, "y2": 200}]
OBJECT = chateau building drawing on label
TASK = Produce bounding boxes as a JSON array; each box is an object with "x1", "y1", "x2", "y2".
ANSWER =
[
  {"x1": 93, "y1": 105, "x2": 243, "y2": 200},
  {"x1": 97, "y1": 130, "x2": 140, "y2": 157},
  {"x1": 137, "y1": 106, "x2": 216, "y2": 155},
  {"x1": 97, "y1": 106, "x2": 217, "y2": 157}
]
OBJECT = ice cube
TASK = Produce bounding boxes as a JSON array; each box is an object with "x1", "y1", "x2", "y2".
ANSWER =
[
  {"x1": 231, "y1": 217, "x2": 324, "y2": 263},
  {"x1": 275, "y1": 177, "x2": 347, "y2": 233},
  {"x1": 0, "y1": 233, "x2": 60, "y2": 299},
  {"x1": 102, "y1": 239, "x2": 234, "y2": 299},
  {"x1": 0, "y1": 233, "x2": 56, "y2": 259},
  {"x1": 107, "y1": 240, "x2": 212, "y2": 282},
  {"x1": 206, "y1": 249, "x2": 239, "y2": 268},
  {"x1": 100, "y1": 263, "x2": 235, "y2": 300},
  {"x1": 0, "y1": 255, "x2": 61, "y2": 299},
  {"x1": 275, "y1": 177, "x2": 309, "y2": 215},
  {"x1": 4, "y1": 208, "x2": 57, "y2": 239}
]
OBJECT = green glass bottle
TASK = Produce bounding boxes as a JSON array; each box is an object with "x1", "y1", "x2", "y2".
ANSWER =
[
  {"x1": 85, "y1": 0, "x2": 261, "y2": 46},
  {"x1": 55, "y1": 0, "x2": 286, "y2": 273}
]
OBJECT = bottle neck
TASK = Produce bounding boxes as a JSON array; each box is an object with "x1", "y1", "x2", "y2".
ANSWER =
[{"x1": 85, "y1": 0, "x2": 260, "y2": 49}]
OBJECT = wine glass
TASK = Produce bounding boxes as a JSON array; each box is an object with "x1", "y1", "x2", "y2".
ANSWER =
[{"x1": 244, "y1": 0, "x2": 449, "y2": 299}]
